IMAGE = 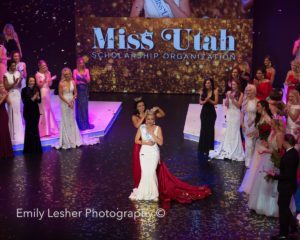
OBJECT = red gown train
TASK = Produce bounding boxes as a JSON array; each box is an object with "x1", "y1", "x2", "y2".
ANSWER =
[{"x1": 132, "y1": 143, "x2": 212, "y2": 205}]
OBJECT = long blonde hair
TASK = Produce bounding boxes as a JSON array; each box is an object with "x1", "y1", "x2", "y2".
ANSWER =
[
  {"x1": 288, "y1": 89, "x2": 300, "y2": 104},
  {"x1": 242, "y1": 84, "x2": 257, "y2": 113},
  {"x1": 291, "y1": 60, "x2": 300, "y2": 74},
  {"x1": 3, "y1": 24, "x2": 18, "y2": 41},
  {"x1": 61, "y1": 67, "x2": 72, "y2": 81},
  {"x1": 76, "y1": 57, "x2": 86, "y2": 70}
]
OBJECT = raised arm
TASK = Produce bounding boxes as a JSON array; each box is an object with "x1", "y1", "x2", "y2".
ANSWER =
[
  {"x1": 225, "y1": 91, "x2": 230, "y2": 108},
  {"x1": 3, "y1": 75, "x2": 20, "y2": 91},
  {"x1": 132, "y1": 114, "x2": 145, "y2": 128},
  {"x1": 14, "y1": 32, "x2": 23, "y2": 57},
  {"x1": 152, "y1": 106, "x2": 165, "y2": 118},
  {"x1": 23, "y1": 63, "x2": 27, "y2": 79},
  {"x1": 46, "y1": 71, "x2": 53, "y2": 87},
  {"x1": 0, "y1": 46, "x2": 7, "y2": 62},
  {"x1": 231, "y1": 92, "x2": 244, "y2": 108},
  {"x1": 86, "y1": 69, "x2": 91, "y2": 82},
  {"x1": 284, "y1": 71, "x2": 292, "y2": 85},
  {"x1": 293, "y1": 40, "x2": 300, "y2": 56},
  {"x1": 151, "y1": 126, "x2": 163, "y2": 146},
  {"x1": 135, "y1": 128, "x2": 142, "y2": 144},
  {"x1": 130, "y1": 0, "x2": 144, "y2": 17},
  {"x1": 207, "y1": 89, "x2": 219, "y2": 105},
  {"x1": 35, "y1": 72, "x2": 43, "y2": 88},
  {"x1": 199, "y1": 89, "x2": 206, "y2": 105}
]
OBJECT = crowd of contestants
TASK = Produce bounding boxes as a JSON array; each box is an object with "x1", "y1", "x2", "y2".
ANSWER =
[
  {"x1": 0, "y1": 24, "x2": 94, "y2": 158},
  {"x1": 198, "y1": 37, "x2": 300, "y2": 238}
]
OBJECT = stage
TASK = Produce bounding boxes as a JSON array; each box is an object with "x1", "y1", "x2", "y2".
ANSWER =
[
  {"x1": 0, "y1": 93, "x2": 288, "y2": 240},
  {"x1": 12, "y1": 93, "x2": 122, "y2": 151}
]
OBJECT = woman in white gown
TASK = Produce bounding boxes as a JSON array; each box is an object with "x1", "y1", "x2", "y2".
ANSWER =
[
  {"x1": 209, "y1": 79, "x2": 245, "y2": 161},
  {"x1": 129, "y1": 111, "x2": 163, "y2": 201},
  {"x1": 36, "y1": 60, "x2": 58, "y2": 137},
  {"x1": 239, "y1": 100, "x2": 273, "y2": 194},
  {"x1": 241, "y1": 84, "x2": 258, "y2": 167},
  {"x1": 3, "y1": 60, "x2": 24, "y2": 144},
  {"x1": 130, "y1": 0, "x2": 191, "y2": 18},
  {"x1": 286, "y1": 90, "x2": 300, "y2": 138},
  {"x1": 57, "y1": 68, "x2": 82, "y2": 149},
  {"x1": 248, "y1": 119, "x2": 295, "y2": 217},
  {"x1": 12, "y1": 51, "x2": 27, "y2": 89}
]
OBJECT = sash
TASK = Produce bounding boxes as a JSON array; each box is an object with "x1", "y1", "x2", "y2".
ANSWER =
[{"x1": 149, "y1": 0, "x2": 174, "y2": 18}]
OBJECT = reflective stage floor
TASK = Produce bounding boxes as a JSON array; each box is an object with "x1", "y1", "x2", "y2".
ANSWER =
[{"x1": 0, "y1": 93, "x2": 298, "y2": 240}]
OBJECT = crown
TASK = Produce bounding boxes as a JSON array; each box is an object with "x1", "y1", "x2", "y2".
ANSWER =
[{"x1": 134, "y1": 97, "x2": 142, "y2": 102}]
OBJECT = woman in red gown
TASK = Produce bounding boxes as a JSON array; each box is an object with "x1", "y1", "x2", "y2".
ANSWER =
[
  {"x1": 263, "y1": 56, "x2": 276, "y2": 85},
  {"x1": 253, "y1": 68, "x2": 272, "y2": 101},
  {"x1": 0, "y1": 83, "x2": 13, "y2": 159},
  {"x1": 284, "y1": 60, "x2": 300, "y2": 102},
  {"x1": 131, "y1": 97, "x2": 212, "y2": 205}
]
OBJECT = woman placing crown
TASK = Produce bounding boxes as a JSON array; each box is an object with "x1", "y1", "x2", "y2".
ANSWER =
[
  {"x1": 130, "y1": 0, "x2": 191, "y2": 18},
  {"x1": 130, "y1": 98, "x2": 211, "y2": 205}
]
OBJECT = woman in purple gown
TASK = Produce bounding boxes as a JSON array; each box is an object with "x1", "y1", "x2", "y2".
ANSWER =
[{"x1": 73, "y1": 57, "x2": 93, "y2": 130}]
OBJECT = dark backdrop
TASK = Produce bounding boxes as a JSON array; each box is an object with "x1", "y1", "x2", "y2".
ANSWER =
[
  {"x1": 252, "y1": 0, "x2": 300, "y2": 87},
  {"x1": 0, "y1": 0, "x2": 76, "y2": 88},
  {"x1": 1, "y1": 0, "x2": 299, "y2": 89}
]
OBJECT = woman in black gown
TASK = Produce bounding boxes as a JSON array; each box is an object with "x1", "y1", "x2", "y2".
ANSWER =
[
  {"x1": 3, "y1": 24, "x2": 22, "y2": 57},
  {"x1": 21, "y1": 76, "x2": 42, "y2": 154},
  {"x1": 198, "y1": 78, "x2": 219, "y2": 157}
]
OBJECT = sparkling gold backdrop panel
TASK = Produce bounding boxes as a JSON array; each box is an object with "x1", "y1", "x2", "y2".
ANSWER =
[{"x1": 76, "y1": 18, "x2": 253, "y2": 93}]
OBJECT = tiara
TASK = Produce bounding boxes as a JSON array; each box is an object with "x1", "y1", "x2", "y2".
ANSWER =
[
  {"x1": 134, "y1": 97, "x2": 142, "y2": 102},
  {"x1": 146, "y1": 109, "x2": 155, "y2": 115}
]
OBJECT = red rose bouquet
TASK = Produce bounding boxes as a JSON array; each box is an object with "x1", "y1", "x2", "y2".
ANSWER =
[{"x1": 257, "y1": 122, "x2": 271, "y2": 141}]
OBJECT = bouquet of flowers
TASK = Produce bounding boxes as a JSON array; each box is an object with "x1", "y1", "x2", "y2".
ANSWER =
[
  {"x1": 264, "y1": 148, "x2": 285, "y2": 182},
  {"x1": 271, "y1": 147, "x2": 285, "y2": 169},
  {"x1": 257, "y1": 122, "x2": 271, "y2": 141}
]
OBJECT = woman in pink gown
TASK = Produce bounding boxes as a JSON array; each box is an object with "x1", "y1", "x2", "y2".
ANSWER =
[
  {"x1": 0, "y1": 35, "x2": 8, "y2": 83},
  {"x1": 131, "y1": 98, "x2": 211, "y2": 206},
  {"x1": 36, "y1": 60, "x2": 58, "y2": 137}
]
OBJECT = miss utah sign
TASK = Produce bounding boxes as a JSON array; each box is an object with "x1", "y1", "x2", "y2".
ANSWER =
[{"x1": 92, "y1": 28, "x2": 235, "y2": 51}]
